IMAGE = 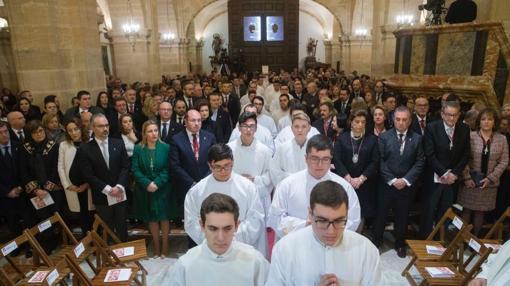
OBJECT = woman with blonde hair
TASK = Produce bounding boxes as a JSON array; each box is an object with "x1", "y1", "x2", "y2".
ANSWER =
[
  {"x1": 42, "y1": 113, "x2": 65, "y2": 143},
  {"x1": 142, "y1": 96, "x2": 159, "y2": 122},
  {"x1": 131, "y1": 120, "x2": 176, "y2": 258}
]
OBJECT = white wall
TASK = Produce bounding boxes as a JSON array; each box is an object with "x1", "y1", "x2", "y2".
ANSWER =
[
  {"x1": 200, "y1": 10, "x2": 327, "y2": 72},
  {"x1": 299, "y1": 11, "x2": 326, "y2": 69},
  {"x1": 201, "y1": 12, "x2": 229, "y2": 73}
]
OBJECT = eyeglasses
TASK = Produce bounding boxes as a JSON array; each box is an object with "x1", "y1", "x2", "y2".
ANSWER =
[
  {"x1": 442, "y1": 112, "x2": 460, "y2": 118},
  {"x1": 210, "y1": 163, "x2": 233, "y2": 172},
  {"x1": 307, "y1": 156, "x2": 332, "y2": 165},
  {"x1": 240, "y1": 124, "x2": 257, "y2": 130},
  {"x1": 312, "y1": 215, "x2": 347, "y2": 230}
]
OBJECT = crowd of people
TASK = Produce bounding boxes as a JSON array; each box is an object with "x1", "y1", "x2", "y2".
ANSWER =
[{"x1": 1, "y1": 67, "x2": 510, "y2": 285}]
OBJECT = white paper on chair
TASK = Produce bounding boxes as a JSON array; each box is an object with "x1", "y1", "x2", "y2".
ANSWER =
[
  {"x1": 469, "y1": 238, "x2": 481, "y2": 253},
  {"x1": 425, "y1": 267, "x2": 455, "y2": 278},
  {"x1": 112, "y1": 246, "x2": 134, "y2": 258},
  {"x1": 46, "y1": 269, "x2": 59, "y2": 285},
  {"x1": 107, "y1": 190, "x2": 126, "y2": 206},
  {"x1": 104, "y1": 268, "x2": 132, "y2": 282},
  {"x1": 1, "y1": 240, "x2": 18, "y2": 256},
  {"x1": 28, "y1": 270, "x2": 49, "y2": 283},
  {"x1": 30, "y1": 194, "x2": 55, "y2": 210},
  {"x1": 38, "y1": 220, "x2": 52, "y2": 233},
  {"x1": 74, "y1": 242, "x2": 85, "y2": 258},
  {"x1": 426, "y1": 245, "x2": 446, "y2": 255},
  {"x1": 452, "y1": 216, "x2": 463, "y2": 229}
]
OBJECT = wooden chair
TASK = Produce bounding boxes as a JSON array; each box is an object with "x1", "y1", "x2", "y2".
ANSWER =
[
  {"x1": 0, "y1": 232, "x2": 32, "y2": 284},
  {"x1": 407, "y1": 227, "x2": 493, "y2": 286},
  {"x1": 464, "y1": 206, "x2": 510, "y2": 266},
  {"x1": 91, "y1": 214, "x2": 148, "y2": 279},
  {"x1": 64, "y1": 232, "x2": 140, "y2": 286},
  {"x1": 402, "y1": 208, "x2": 468, "y2": 277},
  {"x1": 90, "y1": 231, "x2": 146, "y2": 286},
  {"x1": 0, "y1": 232, "x2": 68, "y2": 286},
  {"x1": 24, "y1": 212, "x2": 96, "y2": 274}
]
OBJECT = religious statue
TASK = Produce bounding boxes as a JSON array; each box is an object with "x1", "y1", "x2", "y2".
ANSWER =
[
  {"x1": 212, "y1": 33, "x2": 224, "y2": 58},
  {"x1": 307, "y1": 37, "x2": 318, "y2": 57}
]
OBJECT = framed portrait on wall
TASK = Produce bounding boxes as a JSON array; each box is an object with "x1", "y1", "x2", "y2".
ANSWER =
[
  {"x1": 266, "y1": 16, "x2": 284, "y2": 41},
  {"x1": 243, "y1": 16, "x2": 261, "y2": 41}
]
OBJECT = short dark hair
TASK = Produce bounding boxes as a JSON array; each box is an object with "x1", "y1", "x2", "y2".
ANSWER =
[
  {"x1": 114, "y1": 97, "x2": 127, "y2": 106},
  {"x1": 25, "y1": 120, "x2": 44, "y2": 138},
  {"x1": 306, "y1": 134, "x2": 333, "y2": 154},
  {"x1": 279, "y1": 93, "x2": 290, "y2": 100},
  {"x1": 44, "y1": 95, "x2": 57, "y2": 105},
  {"x1": 238, "y1": 111, "x2": 257, "y2": 125},
  {"x1": 289, "y1": 101, "x2": 306, "y2": 114},
  {"x1": 243, "y1": 103, "x2": 257, "y2": 112},
  {"x1": 347, "y1": 108, "x2": 369, "y2": 126},
  {"x1": 0, "y1": 121, "x2": 8, "y2": 130},
  {"x1": 252, "y1": 95, "x2": 265, "y2": 105},
  {"x1": 310, "y1": 180, "x2": 349, "y2": 210},
  {"x1": 382, "y1": 93, "x2": 396, "y2": 102},
  {"x1": 76, "y1": 90, "x2": 90, "y2": 100},
  {"x1": 196, "y1": 99, "x2": 210, "y2": 112},
  {"x1": 476, "y1": 108, "x2": 500, "y2": 131},
  {"x1": 207, "y1": 143, "x2": 233, "y2": 163},
  {"x1": 200, "y1": 193, "x2": 240, "y2": 225}
]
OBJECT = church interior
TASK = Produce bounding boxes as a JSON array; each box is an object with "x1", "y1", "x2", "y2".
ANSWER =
[{"x1": 1, "y1": 0, "x2": 510, "y2": 285}]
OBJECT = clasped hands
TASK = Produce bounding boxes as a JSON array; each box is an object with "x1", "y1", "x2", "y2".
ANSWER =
[{"x1": 344, "y1": 174, "x2": 365, "y2": 189}]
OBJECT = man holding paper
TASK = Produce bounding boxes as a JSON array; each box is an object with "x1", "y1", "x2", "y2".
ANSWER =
[
  {"x1": 266, "y1": 181, "x2": 380, "y2": 286},
  {"x1": 79, "y1": 113, "x2": 130, "y2": 241}
]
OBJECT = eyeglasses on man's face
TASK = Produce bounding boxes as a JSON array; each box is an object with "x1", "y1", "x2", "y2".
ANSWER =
[{"x1": 312, "y1": 214, "x2": 347, "y2": 230}]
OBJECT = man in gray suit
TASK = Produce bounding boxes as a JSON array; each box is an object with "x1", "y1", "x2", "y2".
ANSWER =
[{"x1": 372, "y1": 106, "x2": 425, "y2": 258}]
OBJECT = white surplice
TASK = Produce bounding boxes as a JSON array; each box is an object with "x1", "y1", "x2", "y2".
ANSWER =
[
  {"x1": 269, "y1": 138, "x2": 308, "y2": 186},
  {"x1": 257, "y1": 113, "x2": 278, "y2": 138},
  {"x1": 271, "y1": 108, "x2": 289, "y2": 128},
  {"x1": 266, "y1": 227, "x2": 380, "y2": 286},
  {"x1": 277, "y1": 115, "x2": 291, "y2": 131},
  {"x1": 184, "y1": 173, "x2": 267, "y2": 256},
  {"x1": 267, "y1": 169, "x2": 361, "y2": 238},
  {"x1": 476, "y1": 239, "x2": 510, "y2": 286},
  {"x1": 274, "y1": 125, "x2": 320, "y2": 149},
  {"x1": 228, "y1": 139, "x2": 274, "y2": 219},
  {"x1": 229, "y1": 124, "x2": 275, "y2": 153},
  {"x1": 170, "y1": 240, "x2": 269, "y2": 286}
]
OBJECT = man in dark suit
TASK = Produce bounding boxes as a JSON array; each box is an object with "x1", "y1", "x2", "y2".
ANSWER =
[
  {"x1": 232, "y1": 78, "x2": 247, "y2": 98},
  {"x1": 333, "y1": 88, "x2": 352, "y2": 130},
  {"x1": 209, "y1": 93, "x2": 232, "y2": 143},
  {"x1": 173, "y1": 98, "x2": 187, "y2": 126},
  {"x1": 220, "y1": 82, "x2": 241, "y2": 126},
  {"x1": 302, "y1": 81, "x2": 319, "y2": 121},
  {"x1": 312, "y1": 101, "x2": 338, "y2": 142},
  {"x1": 169, "y1": 109, "x2": 216, "y2": 221},
  {"x1": 383, "y1": 93, "x2": 397, "y2": 129},
  {"x1": 63, "y1": 90, "x2": 102, "y2": 122},
  {"x1": 290, "y1": 78, "x2": 305, "y2": 102},
  {"x1": 181, "y1": 81, "x2": 197, "y2": 109},
  {"x1": 124, "y1": 88, "x2": 145, "y2": 132},
  {"x1": 350, "y1": 78, "x2": 365, "y2": 99},
  {"x1": 374, "y1": 80, "x2": 385, "y2": 105},
  {"x1": 410, "y1": 96, "x2": 436, "y2": 136},
  {"x1": 158, "y1": 101, "x2": 183, "y2": 144},
  {"x1": 79, "y1": 113, "x2": 130, "y2": 241},
  {"x1": 107, "y1": 97, "x2": 129, "y2": 136},
  {"x1": 419, "y1": 100, "x2": 470, "y2": 239},
  {"x1": 0, "y1": 121, "x2": 34, "y2": 255},
  {"x1": 372, "y1": 106, "x2": 425, "y2": 257},
  {"x1": 7, "y1": 111, "x2": 26, "y2": 145}
]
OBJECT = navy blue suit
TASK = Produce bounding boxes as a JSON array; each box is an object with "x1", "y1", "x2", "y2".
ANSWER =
[{"x1": 169, "y1": 129, "x2": 216, "y2": 216}]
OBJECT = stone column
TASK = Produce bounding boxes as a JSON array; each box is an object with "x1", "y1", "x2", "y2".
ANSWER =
[
  {"x1": 194, "y1": 40, "x2": 204, "y2": 74},
  {"x1": 178, "y1": 38, "x2": 190, "y2": 74},
  {"x1": 0, "y1": 28, "x2": 18, "y2": 92},
  {"x1": 5, "y1": 0, "x2": 105, "y2": 108},
  {"x1": 324, "y1": 40, "x2": 332, "y2": 64}
]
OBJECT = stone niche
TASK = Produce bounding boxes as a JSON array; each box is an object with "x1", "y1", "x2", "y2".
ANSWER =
[{"x1": 388, "y1": 21, "x2": 510, "y2": 109}]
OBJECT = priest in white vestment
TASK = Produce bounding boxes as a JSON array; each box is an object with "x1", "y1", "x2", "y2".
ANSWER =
[
  {"x1": 271, "y1": 92, "x2": 291, "y2": 125},
  {"x1": 228, "y1": 112, "x2": 273, "y2": 219},
  {"x1": 184, "y1": 143, "x2": 267, "y2": 256},
  {"x1": 268, "y1": 134, "x2": 361, "y2": 238},
  {"x1": 266, "y1": 181, "x2": 379, "y2": 286},
  {"x1": 270, "y1": 112, "x2": 311, "y2": 185},
  {"x1": 251, "y1": 96, "x2": 278, "y2": 138},
  {"x1": 172, "y1": 193, "x2": 269, "y2": 286}
]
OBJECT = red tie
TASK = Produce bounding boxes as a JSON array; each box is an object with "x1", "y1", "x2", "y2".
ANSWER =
[
  {"x1": 420, "y1": 119, "x2": 425, "y2": 133},
  {"x1": 192, "y1": 134, "x2": 199, "y2": 161},
  {"x1": 129, "y1": 104, "x2": 134, "y2": 113}
]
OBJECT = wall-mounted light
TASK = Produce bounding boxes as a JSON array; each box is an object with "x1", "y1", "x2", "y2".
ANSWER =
[
  {"x1": 354, "y1": 28, "x2": 368, "y2": 37},
  {"x1": 0, "y1": 18, "x2": 8, "y2": 30},
  {"x1": 162, "y1": 32, "x2": 175, "y2": 41},
  {"x1": 396, "y1": 14, "x2": 414, "y2": 26}
]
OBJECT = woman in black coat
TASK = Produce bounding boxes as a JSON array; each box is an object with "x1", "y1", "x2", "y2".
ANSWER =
[
  {"x1": 197, "y1": 100, "x2": 225, "y2": 142},
  {"x1": 333, "y1": 109, "x2": 380, "y2": 232},
  {"x1": 19, "y1": 120, "x2": 64, "y2": 252}
]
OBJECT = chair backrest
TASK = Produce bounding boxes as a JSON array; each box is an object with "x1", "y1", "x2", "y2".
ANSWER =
[
  {"x1": 26, "y1": 212, "x2": 78, "y2": 245},
  {"x1": 0, "y1": 267, "x2": 16, "y2": 286},
  {"x1": 428, "y1": 208, "x2": 467, "y2": 243},
  {"x1": 0, "y1": 232, "x2": 34, "y2": 281},
  {"x1": 64, "y1": 254, "x2": 93, "y2": 286},
  {"x1": 92, "y1": 214, "x2": 122, "y2": 244},
  {"x1": 90, "y1": 231, "x2": 126, "y2": 267},
  {"x1": 484, "y1": 207, "x2": 510, "y2": 241},
  {"x1": 438, "y1": 224, "x2": 474, "y2": 262},
  {"x1": 460, "y1": 231, "x2": 493, "y2": 285}
]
